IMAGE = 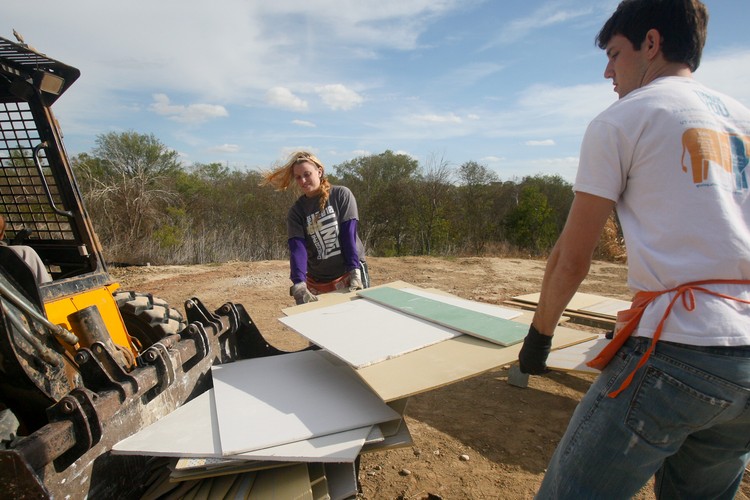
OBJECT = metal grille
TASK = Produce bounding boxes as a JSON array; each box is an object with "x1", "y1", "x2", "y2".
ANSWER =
[{"x1": 0, "y1": 100, "x2": 73, "y2": 240}]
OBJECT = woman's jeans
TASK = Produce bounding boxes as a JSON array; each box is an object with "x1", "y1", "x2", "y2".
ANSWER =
[{"x1": 536, "y1": 337, "x2": 750, "y2": 499}]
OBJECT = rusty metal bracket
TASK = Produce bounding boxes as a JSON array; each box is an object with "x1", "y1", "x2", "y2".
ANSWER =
[
  {"x1": 47, "y1": 388, "x2": 101, "y2": 470},
  {"x1": 139, "y1": 342, "x2": 175, "y2": 395},
  {"x1": 181, "y1": 322, "x2": 209, "y2": 360},
  {"x1": 184, "y1": 297, "x2": 223, "y2": 335},
  {"x1": 74, "y1": 344, "x2": 139, "y2": 400}
]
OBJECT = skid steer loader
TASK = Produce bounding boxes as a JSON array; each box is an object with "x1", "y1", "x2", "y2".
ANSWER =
[{"x1": 0, "y1": 35, "x2": 294, "y2": 498}]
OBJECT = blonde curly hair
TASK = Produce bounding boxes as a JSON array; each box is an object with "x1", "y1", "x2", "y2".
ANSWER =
[{"x1": 261, "y1": 151, "x2": 331, "y2": 214}]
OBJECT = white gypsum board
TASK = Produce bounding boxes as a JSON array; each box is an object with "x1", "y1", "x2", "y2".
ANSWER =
[
  {"x1": 278, "y1": 298, "x2": 461, "y2": 368},
  {"x1": 112, "y1": 387, "x2": 377, "y2": 462},
  {"x1": 211, "y1": 350, "x2": 401, "y2": 455}
]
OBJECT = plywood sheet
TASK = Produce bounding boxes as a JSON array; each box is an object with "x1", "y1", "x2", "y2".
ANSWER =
[
  {"x1": 280, "y1": 281, "x2": 594, "y2": 401},
  {"x1": 355, "y1": 325, "x2": 596, "y2": 402},
  {"x1": 357, "y1": 287, "x2": 527, "y2": 346},
  {"x1": 281, "y1": 280, "x2": 422, "y2": 316},
  {"x1": 511, "y1": 291, "x2": 629, "y2": 319},
  {"x1": 546, "y1": 336, "x2": 608, "y2": 373},
  {"x1": 212, "y1": 350, "x2": 401, "y2": 455},
  {"x1": 580, "y1": 298, "x2": 630, "y2": 317},
  {"x1": 279, "y1": 299, "x2": 461, "y2": 368}
]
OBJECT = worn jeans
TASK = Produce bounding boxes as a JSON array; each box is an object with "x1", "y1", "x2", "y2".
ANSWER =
[{"x1": 536, "y1": 337, "x2": 750, "y2": 500}]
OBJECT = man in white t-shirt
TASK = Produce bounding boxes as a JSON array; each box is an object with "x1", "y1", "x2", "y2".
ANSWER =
[{"x1": 516, "y1": 0, "x2": 750, "y2": 497}]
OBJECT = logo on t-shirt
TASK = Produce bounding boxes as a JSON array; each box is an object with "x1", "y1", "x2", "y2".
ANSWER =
[
  {"x1": 682, "y1": 127, "x2": 749, "y2": 191},
  {"x1": 305, "y1": 206, "x2": 341, "y2": 260}
]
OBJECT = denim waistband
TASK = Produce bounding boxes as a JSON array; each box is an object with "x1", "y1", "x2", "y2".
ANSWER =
[{"x1": 659, "y1": 340, "x2": 750, "y2": 357}]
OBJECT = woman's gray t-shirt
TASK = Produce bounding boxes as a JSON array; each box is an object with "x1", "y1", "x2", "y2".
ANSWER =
[{"x1": 287, "y1": 185, "x2": 365, "y2": 282}]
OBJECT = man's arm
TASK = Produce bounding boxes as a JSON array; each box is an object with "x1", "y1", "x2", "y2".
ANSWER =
[
  {"x1": 533, "y1": 192, "x2": 615, "y2": 334},
  {"x1": 519, "y1": 192, "x2": 615, "y2": 374}
]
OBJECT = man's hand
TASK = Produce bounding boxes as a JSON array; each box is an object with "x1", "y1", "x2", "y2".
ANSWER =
[
  {"x1": 348, "y1": 268, "x2": 363, "y2": 291},
  {"x1": 290, "y1": 282, "x2": 318, "y2": 305},
  {"x1": 518, "y1": 324, "x2": 552, "y2": 375}
]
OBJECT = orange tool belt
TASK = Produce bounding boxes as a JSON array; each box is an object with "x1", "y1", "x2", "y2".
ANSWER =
[
  {"x1": 306, "y1": 273, "x2": 350, "y2": 295},
  {"x1": 586, "y1": 278, "x2": 750, "y2": 398}
]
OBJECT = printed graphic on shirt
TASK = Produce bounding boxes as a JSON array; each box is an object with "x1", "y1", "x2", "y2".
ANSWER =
[
  {"x1": 682, "y1": 127, "x2": 749, "y2": 191},
  {"x1": 305, "y1": 206, "x2": 341, "y2": 260}
]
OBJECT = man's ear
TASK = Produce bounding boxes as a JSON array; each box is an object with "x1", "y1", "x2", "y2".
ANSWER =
[{"x1": 644, "y1": 29, "x2": 661, "y2": 56}]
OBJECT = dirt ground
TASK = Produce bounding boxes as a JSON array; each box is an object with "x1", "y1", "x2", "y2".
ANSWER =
[{"x1": 111, "y1": 256, "x2": 750, "y2": 500}]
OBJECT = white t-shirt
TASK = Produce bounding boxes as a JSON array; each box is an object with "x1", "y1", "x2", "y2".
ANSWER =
[{"x1": 574, "y1": 76, "x2": 750, "y2": 346}]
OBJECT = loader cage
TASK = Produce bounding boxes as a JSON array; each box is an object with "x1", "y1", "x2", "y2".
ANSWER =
[{"x1": 0, "y1": 36, "x2": 104, "y2": 284}]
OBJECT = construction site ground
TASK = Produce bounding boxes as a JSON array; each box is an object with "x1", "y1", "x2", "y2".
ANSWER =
[{"x1": 111, "y1": 256, "x2": 750, "y2": 500}]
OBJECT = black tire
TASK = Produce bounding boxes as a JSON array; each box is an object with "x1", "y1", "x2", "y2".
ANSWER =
[{"x1": 114, "y1": 291, "x2": 186, "y2": 349}]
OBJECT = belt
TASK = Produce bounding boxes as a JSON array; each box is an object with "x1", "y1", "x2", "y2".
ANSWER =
[
  {"x1": 586, "y1": 279, "x2": 750, "y2": 398},
  {"x1": 306, "y1": 273, "x2": 350, "y2": 294}
]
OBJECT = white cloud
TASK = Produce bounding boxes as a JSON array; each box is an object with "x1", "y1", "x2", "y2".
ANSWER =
[
  {"x1": 485, "y1": 3, "x2": 594, "y2": 48},
  {"x1": 410, "y1": 112, "x2": 463, "y2": 124},
  {"x1": 316, "y1": 84, "x2": 364, "y2": 111},
  {"x1": 481, "y1": 156, "x2": 506, "y2": 163},
  {"x1": 209, "y1": 144, "x2": 240, "y2": 153},
  {"x1": 266, "y1": 87, "x2": 308, "y2": 111},
  {"x1": 149, "y1": 94, "x2": 228, "y2": 124},
  {"x1": 525, "y1": 139, "x2": 556, "y2": 146},
  {"x1": 292, "y1": 119, "x2": 316, "y2": 128}
]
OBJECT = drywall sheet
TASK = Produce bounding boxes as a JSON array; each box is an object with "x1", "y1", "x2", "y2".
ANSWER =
[
  {"x1": 357, "y1": 287, "x2": 527, "y2": 346},
  {"x1": 211, "y1": 350, "x2": 401, "y2": 455},
  {"x1": 399, "y1": 288, "x2": 522, "y2": 319},
  {"x1": 248, "y1": 463, "x2": 313, "y2": 500},
  {"x1": 362, "y1": 419, "x2": 414, "y2": 454},
  {"x1": 546, "y1": 336, "x2": 609, "y2": 373},
  {"x1": 355, "y1": 324, "x2": 597, "y2": 401},
  {"x1": 279, "y1": 299, "x2": 461, "y2": 368},
  {"x1": 325, "y1": 462, "x2": 358, "y2": 500},
  {"x1": 112, "y1": 388, "x2": 376, "y2": 462}
]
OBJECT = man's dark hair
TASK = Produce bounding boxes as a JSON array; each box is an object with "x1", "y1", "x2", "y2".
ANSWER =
[{"x1": 596, "y1": 0, "x2": 708, "y2": 72}]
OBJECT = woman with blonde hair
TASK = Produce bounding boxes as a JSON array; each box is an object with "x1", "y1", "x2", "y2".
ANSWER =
[{"x1": 262, "y1": 151, "x2": 368, "y2": 304}]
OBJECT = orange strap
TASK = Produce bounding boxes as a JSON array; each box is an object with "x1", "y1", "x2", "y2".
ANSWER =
[
  {"x1": 306, "y1": 273, "x2": 350, "y2": 294},
  {"x1": 586, "y1": 279, "x2": 750, "y2": 398}
]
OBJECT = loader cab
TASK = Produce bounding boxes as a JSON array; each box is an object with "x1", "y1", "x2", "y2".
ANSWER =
[
  {"x1": 0, "y1": 37, "x2": 107, "y2": 292},
  {"x1": 0, "y1": 36, "x2": 138, "y2": 398}
]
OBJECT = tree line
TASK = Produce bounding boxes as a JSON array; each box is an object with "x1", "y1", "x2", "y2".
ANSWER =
[{"x1": 71, "y1": 131, "x2": 624, "y2": 265}]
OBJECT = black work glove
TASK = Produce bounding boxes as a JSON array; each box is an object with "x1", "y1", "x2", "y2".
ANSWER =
[{"x1": 518, "y1": 324, "x2": 552, "y2": 375}]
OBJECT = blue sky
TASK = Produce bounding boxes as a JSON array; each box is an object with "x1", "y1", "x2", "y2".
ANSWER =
[{"x1": 5, "y1": 1, "x2": 750, "y2": 182}]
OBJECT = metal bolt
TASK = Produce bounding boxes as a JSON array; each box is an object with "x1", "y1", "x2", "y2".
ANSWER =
[
  {"x1": 75, "y1": 351, "x2": 90, "y2": 364},
  {"x1": 60, "y1": 399, "x2": 76, "y2": 414}
]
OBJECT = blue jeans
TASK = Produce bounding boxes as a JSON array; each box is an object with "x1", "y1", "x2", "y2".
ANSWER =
[{"x1": 537, "y1": 337, "x2": 750, "y2": 500}]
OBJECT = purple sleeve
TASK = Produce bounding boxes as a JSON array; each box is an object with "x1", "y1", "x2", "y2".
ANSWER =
[
  {"x1": 288, "y1": 237, "x2": 307, "y2": 284},
  {"x1": 340, "y1": 219, "x2": 360, "y2": 271}
]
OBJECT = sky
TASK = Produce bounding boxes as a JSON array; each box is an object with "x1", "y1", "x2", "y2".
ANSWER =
[{"x1": 5, "y1": 1, "x2": 750, "y2": 182}]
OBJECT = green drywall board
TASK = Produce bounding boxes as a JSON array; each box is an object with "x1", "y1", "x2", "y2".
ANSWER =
[{"x1": 357, "y1": 287, "x2": 527, "y2": 346}]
